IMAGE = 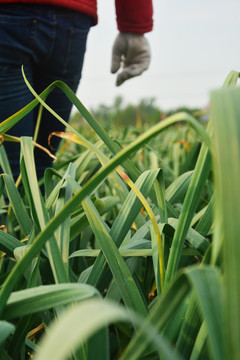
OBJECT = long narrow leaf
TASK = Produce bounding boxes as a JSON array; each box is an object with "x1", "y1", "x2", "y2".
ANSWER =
[
  {"x1": 82, "y1": 196, "x2": 148, "y2": 316},
  {"x1": 0, "y1": 321, "x2": 15, "y2": 346},
  {"x1": 121, "y1": 266, "x2": 221, "y2": 360},
  {"x1": 3, "y1": 283, "x2": 99, "y2": 320},
  {"x1": 34, "y1": 299, "x2": 182, "y2": 360},
  {"x1": 20, "y1": 137, "x2": 68, "y2": 284},
  {"x1": 2, "y1": 174, "x2": 32, "y2": 236},
  {"x1": 211, "y1": 85, "x2": 240, "y2": 360}
]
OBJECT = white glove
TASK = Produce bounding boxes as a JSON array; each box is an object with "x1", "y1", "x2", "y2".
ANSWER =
[{"x1": 111, "y1": 32, "x2": 151, "y2": 86}]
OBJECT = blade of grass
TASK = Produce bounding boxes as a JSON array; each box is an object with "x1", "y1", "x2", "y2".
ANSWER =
[
  {"x1": 165, "y1": 171, "x2": 193, "y2": 205},
  {"x1": 70, "y1": 196, "x2": 119, "y2": 241},
  {"x1": 34, "y1": 299, "x2": 182, "y2": 360},
  {"x1": 0, "y1": 321, "x2": 15, "y2": 346},
  {"x1": 71, "y1": 249, "x2": 152, "y2": 258},
  {"x1": 185, "y1": 267, "x2": 223, "y2": 360},
  {"x1": 189, "y1": 322, "x2": 208, "y2": 360},
  {"x1": 168, "y1": 218, "x2": 209, "y2": 255},
  {"x1": 54, "y1": 163, "x2": 76, "y2": 274},
  {"x1": 14, "y1": 245, "x2": 39, "y2": 288},
  {"x1": 0, "y1": 146, "x2": 13, "y2": 180},
  {"x1": 154, "y1": 169, "x2": 167, "y2": 223},
  {"x1": 3, "y1": 283, "x2": 99, "y2": 320},
  {"x1": 20, "y1": 137, "x2": 69, "y2": 284},
  {"x1": 82, "y1": 195, "x2": 148, "y2": 316},
  {"x1": 121, "y1": 265, "x2": 222, "y2": 360},
  {"x1": 117, "y1": 168, "x2": 165, "y2": 290},
  {"x1": 194, "y1": 195, "x2": 214, "y2": 236},
  {"x1": 0, "y1": 231, "x2": 24, "y2": 255},
  {"x1": 175, "y1": 292, "x2": 202, "y2": 359},
  {"x1": 86, "y1": 169, "x2": 159, "y2": 290},
  {"x1": 2, "y1": 174, "x2": 32, "y2": 236},
  {"x1": 211, "y1": 85, "x2": 240, "y2": 360}
]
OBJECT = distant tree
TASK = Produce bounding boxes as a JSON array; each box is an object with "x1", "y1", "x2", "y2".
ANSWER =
[
  {"x1": 113, "y1": 96, "x2": 124, "y2": 112},
  {"x1": 70, "y1": 97, "x2": 202, "y2": 134},
  {"x1": 138, "y1": 98, "x2": 163, "y2": 126}
]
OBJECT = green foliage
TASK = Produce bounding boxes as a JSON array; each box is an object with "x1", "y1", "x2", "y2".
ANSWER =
[
  {"x1": 71, "y1": 96, "x2": 164, "y2": 129},
  {"x1": 0, "y1": 68, "x2": 239, "y2": 359}
]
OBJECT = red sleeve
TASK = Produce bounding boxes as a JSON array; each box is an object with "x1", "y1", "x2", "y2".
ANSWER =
[{"x1": 115, "y1": 0, "x2": 153, "y2": 34}]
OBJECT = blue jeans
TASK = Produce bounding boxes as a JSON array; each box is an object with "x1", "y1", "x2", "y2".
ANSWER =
[{"x1": 0, "y1": 4, "x2": 92, "y2": 180}]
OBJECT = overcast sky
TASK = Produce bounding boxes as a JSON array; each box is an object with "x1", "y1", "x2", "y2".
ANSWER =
[{"x1": 76, "y1": 0, "x2": 240, "y2": 111}]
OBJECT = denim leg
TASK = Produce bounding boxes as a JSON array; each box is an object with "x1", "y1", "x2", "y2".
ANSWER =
[
  {"x1": 0, "y1": 5, "x2": 92, "y2": 180},
  {"x1": 0, "y1": 68, "x2": 34, "y2": 180},
  {"x1": 0, "y1": 6, "x2": 36, "y2": 179},
  {"x1": 32, "y1": 10, "x2": 91, "y2": 179}
]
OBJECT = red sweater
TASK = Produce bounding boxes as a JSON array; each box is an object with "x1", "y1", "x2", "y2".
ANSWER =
[{"x1": 0, "y1": 0, "x2": 153, "y2": 33}]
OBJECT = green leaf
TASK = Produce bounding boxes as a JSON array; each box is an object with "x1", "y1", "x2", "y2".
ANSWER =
[
  {"x1": 0, "y1": 321, "x2": 15, "y2": 345},
  {"x1": 0, "y1": 231, "x2": 24, "y2": 255},
  {"x1": 54, "y1": 163, "x2": 76, "y2": 273},
  {"x1": 70, "y1": 243, "x2": 152, "y2": 258},
  {"x1": 222, "y1": 70, "x2": 240, "y2": 87},
  {"x1": 168, "y1": 218, "x2": 209, "y2": 255},
  {"x1": 192, "y1": 195, "x2": 214, "y2": 237},
  {"x1": 121, "y1": 268, "x2": 190, "y2": 360},
  {"x1": 185, "y1": 266, "x2": 223, "y2": 360},
  {"x1": 2, "y1": 174, "x2": 32, "y2": 236},
  {"x1": 211, "y1": 84, "x2": 240, "y2": 360},
  {"x1": 190, "y1": 322, "x2": 208, "y2": 360},
  {"x1": 34, "y1": 299, "x2": 181, "y2": 360},
  {"x1": 150, "y1": 224, "x2": 161, "y2": 295},
  {"x1": 86, "y1": 169, "x2": 159, "y2": 290},
  {"x1": 122, "y1": 266, "x2": 222, "y2": 360},
  {"x1": 175, "y1": 292, "x2": 202, "y2": 359},
  {"x1": 20, "y1": 137, "x2": 69, "y2": 284},
  {"x1": 82, "y1": 196, "x2": 148, "y2": 316},
  {"x1": 70, "y1": 196, "x2": 119, "y2": 241},
  {"x1": 3, "y1": 284, "x2": 99, "y2": 320},
  {"x1": 166, "y1": 171, "x2": 193, "y2": 205},
  {"x1": 14, "y1": 245, "x2": 39, "y2": 287},
  {"x1": 154, "y1": 169, "x2": 167, "y2": 223},
  {"x1": 0, "y1": 146, "x2": 13, "y2": 179}
]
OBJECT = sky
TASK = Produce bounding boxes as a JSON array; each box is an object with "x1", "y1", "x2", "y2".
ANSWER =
[{"x1": 76, "y1": 0, "x2": 240, "y2": 111}]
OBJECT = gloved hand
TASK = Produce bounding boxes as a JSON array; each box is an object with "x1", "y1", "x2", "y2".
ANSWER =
[{"x1": 111, "y1": 32, "x2": 151, "y2": 86}]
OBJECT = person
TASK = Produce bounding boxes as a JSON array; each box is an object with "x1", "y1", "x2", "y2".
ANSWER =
[{"x1": 0, "y1": 0, "x2": 153, "y2": 181}]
